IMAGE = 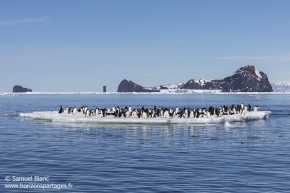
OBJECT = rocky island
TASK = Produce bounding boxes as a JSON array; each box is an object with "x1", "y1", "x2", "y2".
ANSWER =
[
  {"x1": 13, "y1": 85, "x2": 32, "y2": 93},
  {"x1": 117, "y1": 65, "x2": 273, "y2": 92}
]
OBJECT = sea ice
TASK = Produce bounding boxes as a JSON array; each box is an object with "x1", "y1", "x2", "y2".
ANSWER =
[{"x1": 20, "y1": 111, "x2": 271, "y2": 125}]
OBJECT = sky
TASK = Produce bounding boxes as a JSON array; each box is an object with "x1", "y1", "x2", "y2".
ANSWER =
[{"x1": 1, "y1": 0, "x2": 290, "y2": 92}]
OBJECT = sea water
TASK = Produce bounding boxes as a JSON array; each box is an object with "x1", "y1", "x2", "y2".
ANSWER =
[{"x1": 1, "y1": 94, "x2": 290, "y2": 192}]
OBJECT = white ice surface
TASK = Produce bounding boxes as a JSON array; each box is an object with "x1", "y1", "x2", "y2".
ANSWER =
[
  {"x1": 0, "y1": 93, "x2": 20, "y2": 96},
  {"x1": 160, "y1": 89, "x2": 222, "y2": 94},
  {"x1": 20, "y1": 111, "x2": 271, "y2": 124}
]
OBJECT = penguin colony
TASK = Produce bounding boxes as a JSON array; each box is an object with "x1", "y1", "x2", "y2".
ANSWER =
[{"x1": 58, "y1": 104, "x2": 260, "y2": 119}]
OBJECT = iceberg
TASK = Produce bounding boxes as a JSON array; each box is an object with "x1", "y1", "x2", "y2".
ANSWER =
[{"x1": 20, "y1": 111, "x2": 271, "y2": 125}]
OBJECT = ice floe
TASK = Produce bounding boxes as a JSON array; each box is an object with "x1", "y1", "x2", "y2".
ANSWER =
[{"x1": 20, "y1": 111, "x2": 271, "y2": 125}]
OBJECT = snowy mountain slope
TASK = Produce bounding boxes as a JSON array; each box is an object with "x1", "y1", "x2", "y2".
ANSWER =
[{"x1": 271, "y1": 81, "x2": 290, "y2": 92}]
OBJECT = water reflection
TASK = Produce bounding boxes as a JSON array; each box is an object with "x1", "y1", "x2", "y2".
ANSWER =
[{"x1": 18, "y1": 115, "x2": 274, "y2": 150}]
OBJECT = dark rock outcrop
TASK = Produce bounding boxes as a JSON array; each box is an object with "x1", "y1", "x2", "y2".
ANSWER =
[
  {"x1": 117, "y1": 80, "x2": 159, "y2": 92},
  {"x1": 117, "y1": 65, "x2": 273, "y2": 92},
  {"x1": 13, "y1": 85, "x2": 32, "y2": 93},
  {"x1": 181, "y1": 65, "x2": 273, "y2": 92}
]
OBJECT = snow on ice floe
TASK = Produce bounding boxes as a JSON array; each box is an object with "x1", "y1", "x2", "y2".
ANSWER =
[
  {"x1": 0, "y1": 93, "x2": 20, "y2": 96},
  {"x1": 20, "y1": 111, "x2": 271, "y2": 125}
]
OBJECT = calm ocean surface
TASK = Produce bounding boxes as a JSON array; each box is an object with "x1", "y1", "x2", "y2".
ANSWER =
[{"x1": 1, "y1": 94, "x2": 290, "y2": 192}]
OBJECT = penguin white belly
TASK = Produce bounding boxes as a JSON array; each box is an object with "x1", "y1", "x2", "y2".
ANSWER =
[
  {"x1": 142, "y1": 112, "x2": 148, "y2": 119},
  {"x1": 175, "y1": 108, "x2": 179, "y2": 114},
  {"x1": 132, "y1": 111, "x2": 137, "y2": 118},
  {"x1": 189, "y1": 111, "x2": 194, "y2": 118},
  {"x1": 206, "y1": 112, "x2": 211, "y2": 118}
]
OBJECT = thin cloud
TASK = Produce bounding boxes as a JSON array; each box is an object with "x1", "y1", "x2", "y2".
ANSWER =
[
  {"x1": 136, "y1": 73, "x2": 155, "y2": 76},
  {"x1": 279, "y1": 57, "x2": 290, "y2": 62},
  {"x1": 217, "y1": 54, "x2": 290, "y2": 62},
  {"x1": 0, "y1": 17, "x2": 48, "y2": 26},
  {"x1": 217, "y1": 56, "x2": 273, "y2": 61}
]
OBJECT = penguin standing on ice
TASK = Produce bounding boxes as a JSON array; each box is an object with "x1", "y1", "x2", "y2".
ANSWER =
[
  {"x1": 84, "y1": 106, "x2": 88, "y2": 114},
  {"x1": 125, "y1": 110, "x2": 131, "y2": 118},
  {"x1": 254, "y1": 105, "x2": 260, "y2": 112},
  {"x1": 169, "y1": 109, "x2": 176, "y2": 118},
  {"x1": 72, "y1": 107, "x2": 77, "y2": 115},
  {"x1": 95, "y1": 108, "x2": 99, "y2": 116},
  {"x1": 232, "y1": 107, "x2": 237, "y2": 115},
  {"x1": 189, "y1": 110, "x2": 194, "y2": 118},
  {"x1": 206, "y1": 111, "x2": 211, "y2": 118},
  {"x1": 142, "y1": 109, "x2": 148, "y2": 119},
  {"x1": 241, "y1": 103, "x2": 244, "y2": 109},
  {"x1": 58, "y1": 105, "x2": 64, "y2": 113},
  {"x1": 241, "y1": 107, "x2": 245, "y2": 115},
  {"x1": 215, "y1": 108, "x2": 220, "y2": 117},
  {"x1": 196, "y1": 109, "x2": 201, "y2": 118},
  {"x1": 219, "y1": 107, "x2": 223, "y2": 117},
  {"x1": 101, "y1": 108, "x2": 108, "y2": 117},
  {"x1": 85, "y1": 109, "x2": 90, "y2": 117},
  {"x1": 248, "y1": 104, "x2": 251, "y2": 112},
  {"x1": 132, "y1": 110, "x2": 138, "y2": 118},
  {"x1": 163, "y1": 109, "x2": 170, "y2": 118}
]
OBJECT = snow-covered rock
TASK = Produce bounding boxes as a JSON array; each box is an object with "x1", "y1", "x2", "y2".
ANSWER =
[
  {"x1": 117, "y1": 79, "x2": 159, "y2": 92},
  {"x1": 117, "y1": 65, "x2": 273, "y2": 92},
  {"x1": 271, "y1": 81, "x2": 290, "y2": 92}
]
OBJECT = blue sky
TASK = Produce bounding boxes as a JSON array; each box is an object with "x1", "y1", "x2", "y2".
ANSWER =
[{"x1": 1, "y1": 0, "x2": 290, "y2": 92}]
